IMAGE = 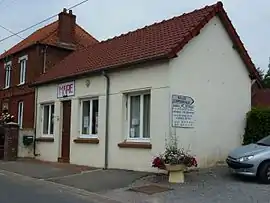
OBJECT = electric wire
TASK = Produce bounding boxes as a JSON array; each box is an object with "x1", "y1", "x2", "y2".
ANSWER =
[{"x1": 0, "y1": 0, "x2": 89, "y2": 43}]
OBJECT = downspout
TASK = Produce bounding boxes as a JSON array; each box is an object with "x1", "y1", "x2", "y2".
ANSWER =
[
  {"x1": 33, "y1": 87, "x2": 38, "y2": 156},
  {"x1": 102, "y1": 71, "x2": 110, "y2": 170},
  {"x1": 33, "y1": 46, "x2": 47, "y2": 156}
]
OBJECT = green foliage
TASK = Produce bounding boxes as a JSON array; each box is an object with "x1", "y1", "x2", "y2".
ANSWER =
[
  {"x1": 243, "y1": 107, "x2": 270, "y2": 145},
  {"x1": 256, "y1": 67, "x2": 265, "y2": 80}
]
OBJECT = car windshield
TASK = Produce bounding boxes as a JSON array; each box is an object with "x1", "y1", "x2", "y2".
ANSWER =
[{"x1": 257, "y1": 135, "x2": 270, "y2": 146}]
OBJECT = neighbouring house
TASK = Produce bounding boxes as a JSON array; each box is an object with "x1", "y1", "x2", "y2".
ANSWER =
[
  {"x1": 0, "y1": 8, "x2": 98, "y2": 158},
  {"x1": 31, "y1": 2, "x2": 261, "y2": 172},
  {"x1": 252, "y1": 89, "x2": 270, "y2": 107}
]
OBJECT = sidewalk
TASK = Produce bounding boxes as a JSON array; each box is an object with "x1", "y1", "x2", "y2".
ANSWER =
[
  {"x1": 0, "y1": 159, "x2": 151, "y2": 193},
  {"x1": 0, "y1": 159, "x2": 95, "y2": 179},
  {"x1": 2, "y1": 159, "x2": 266, "y2": 203}
]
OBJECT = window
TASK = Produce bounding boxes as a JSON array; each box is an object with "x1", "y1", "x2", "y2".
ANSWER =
[
  {"x1": 80, "y1": 99, "x2": 99, "y2": 137},
  {"x1": 4, "y1": 62, "x2": 11, "y2": 88},
  {"x1": 127, "y1": 92, "x2": 151, "y2": 140},
  {"x1": 19, "y1": 59, "x2": 26, "y2": 84},
  {"x1": 42, "y1": 104, "x2": 54, "y2": 136},
  {"x1": 18, "y1": 101, "x2": 24, "y2": 129}
]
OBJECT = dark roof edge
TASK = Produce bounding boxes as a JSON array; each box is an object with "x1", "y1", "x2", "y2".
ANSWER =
[
  {"x1": 0, "y1": 42, "x2": 75, "y2": 61},
  {"x1": 0, "y1": 42, "x2": 40, "y2": 61}
]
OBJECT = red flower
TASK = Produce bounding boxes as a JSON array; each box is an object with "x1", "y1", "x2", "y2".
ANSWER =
[
  {"x1": 191, "y1": 157, "x2": 198, "y2": 167},
  {"x1": 152, "y1": 157, "x2": 165, "y2": 169}
]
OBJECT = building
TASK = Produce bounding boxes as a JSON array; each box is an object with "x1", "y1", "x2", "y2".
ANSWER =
[
  {"x1": 0, "y1": 9, "x2": 98, "y2": 157},
  {"x1": 31, "y1": 2, "x2": 260, "y2": 172},
  {"x1": 252, "y1": 89, "x2": 270, "y2": 107}
]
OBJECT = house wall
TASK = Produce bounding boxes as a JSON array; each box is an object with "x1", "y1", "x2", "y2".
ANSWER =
[
  {"x1": 35, "y1": 16, "x2": 251, "y2": 171},
  {"x1": 0, "y1": 45, "x2": 72, "y2": 126},
  {"x1": 36, "y1": 62, "x2": 170, "y2": 171},
  {"x1": 0, "y1": 45, "x2": 74, "y2": 158},
  {"x1": 169, "y1": 16, "x2": 251, "y2": 167}
]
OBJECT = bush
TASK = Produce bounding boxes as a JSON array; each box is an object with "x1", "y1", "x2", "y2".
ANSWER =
[{"x1": 243, "y1": 107, "x2": 270, "y2": 145}]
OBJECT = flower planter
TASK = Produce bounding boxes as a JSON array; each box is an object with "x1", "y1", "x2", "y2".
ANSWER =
[{"x1": 165, "y1": 164, "x2": 187, "y2": 183}]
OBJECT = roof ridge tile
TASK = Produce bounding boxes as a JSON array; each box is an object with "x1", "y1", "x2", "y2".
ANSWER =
[{"x1": 97, "y1": 2, "x2": 218, "y2": 45}]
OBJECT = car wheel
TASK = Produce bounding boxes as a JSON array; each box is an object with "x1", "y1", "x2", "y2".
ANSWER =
[{"x1": 258, "y1": 162, "x2": 270, "y2": 184}]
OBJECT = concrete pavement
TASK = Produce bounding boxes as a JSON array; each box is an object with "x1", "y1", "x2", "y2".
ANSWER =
[
  {"x1": 1, "y1": 160, "x2": 268, "y2": 202},
  {"x1": 0, "y1": 170, "x2": 121, "y2": 203},
  {"x1": 0, "y1": 160, "x2": 150, "y2": 193},
  {"x1": 102, "y1": 166, "x2": 270, "y2": 203},
  {"x1": 0, "y1": 159, "x2": 95, "y2": 179},
  {"x1": 50, "y1": 169, "x2": 150, "y2": 193}
]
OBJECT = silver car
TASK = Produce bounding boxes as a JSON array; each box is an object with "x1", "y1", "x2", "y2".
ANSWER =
[{"x1": 226, "y1": 135, "x2": 270, "y2": 184}]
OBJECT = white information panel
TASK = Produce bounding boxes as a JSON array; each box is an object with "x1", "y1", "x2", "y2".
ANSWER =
[{"x1": 171, "y1": 94, "x2": 195, "y2": 128}]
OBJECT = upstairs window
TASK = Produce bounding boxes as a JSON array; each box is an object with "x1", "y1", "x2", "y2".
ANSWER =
[
  {"x1": 18, "y1": 55, "x2": 28, "y2": 85},
  {"x1": 4, "y1": 61, "x2": 11, "y2": 88},
  {"x1": 18, "y1": 101, "x2": 24, "y2": 129}
]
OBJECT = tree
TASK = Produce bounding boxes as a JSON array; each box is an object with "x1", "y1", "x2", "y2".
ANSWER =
[
  {"x1": 262, "y1": 64, "x2": 270, "y2": 88},
  {"x1": 256, "y1": 67, "x2": 265, "y2": 80}
]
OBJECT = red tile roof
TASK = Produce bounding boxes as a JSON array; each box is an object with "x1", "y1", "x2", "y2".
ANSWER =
[
  {"x1": 252, "y1": 89, "x2": 270, "y2": 107},
  {"x1": 33, "y1": 1, "x2": 262, "y2": 86},
  {"x1": 0, "y1": 21, "x2": 98, "y2": 59}
]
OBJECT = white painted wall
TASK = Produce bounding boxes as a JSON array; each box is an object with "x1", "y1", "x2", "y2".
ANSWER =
[
  {"x1": 35, "y1": 16, "x2": 251, "y2": 171},
  {"x1": 169, "y1": 16, "x2": 251, "y2": 167},
  {"x1": 35, "y1": 100, "x2": 61, "y2": 162},
  {"x1": 107, "y1": 65, "x2": 170, "y2": 171},
  {"x1": 17, "y1": 129, "x2": 34, "y2": 158},
  {"x1": 36, "y1": 62, "x2": 170, "y2": 171}
]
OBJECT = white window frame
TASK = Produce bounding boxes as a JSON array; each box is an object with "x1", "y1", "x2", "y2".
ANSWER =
[
  {"x1": 126, "y1": 91, "x2": 151, "y2": 142},
  {"x1": 4, "y1": 61, "x2": 11, "y2": 88},
  {"x1": 18, "y1": 101, "x2": 24, "y2": 129},
  {"x1": 79, "y1": 98, "x2": 99, "y2": 138},
  {"x1": 41, "y1": 103, "x2": 54, "y2": 137},
  {"x1": 18, "y1": 55, "x2": 28, "y2": 85}
]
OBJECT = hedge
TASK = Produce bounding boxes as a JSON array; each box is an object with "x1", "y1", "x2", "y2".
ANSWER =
[{"x1": 243, "y1": 107, "x2": 270, "y2": 145}]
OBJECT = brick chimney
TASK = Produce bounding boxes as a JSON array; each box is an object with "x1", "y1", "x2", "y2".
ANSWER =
[{"x1": 58, "y1": 8, "x2": 76, "y2": 44}]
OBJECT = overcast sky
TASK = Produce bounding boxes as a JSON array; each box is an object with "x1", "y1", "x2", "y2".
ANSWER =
[{"x1": 0, "y1": 0, "x2": 269, "y2": 71}]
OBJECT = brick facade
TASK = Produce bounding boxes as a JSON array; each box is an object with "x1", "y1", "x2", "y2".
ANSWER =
[
  {"x1": 0, "y1": 45, "x2": 73, "y2": 129},
  {"x1": 3, "y1": 123, "x2": 19, "y2": 161},
  {"x1": 0, "y1": 9, "x2": 97, "y2": 131}
]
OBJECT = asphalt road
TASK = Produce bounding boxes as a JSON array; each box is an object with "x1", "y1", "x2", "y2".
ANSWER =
[{"x1": 0, "y1": 170, "x2": 120, "y2": 203}]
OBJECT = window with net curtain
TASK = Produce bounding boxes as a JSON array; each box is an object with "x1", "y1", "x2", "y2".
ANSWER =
[
  {"x1": 19, "y1": 59, "x2": 26, "y2": 84},
  {"x1": 17, "y1": 101, "x2": 24, "y2": 129},
  {"x1": 42, "y1": 104, "x2": 54, "y2": 136},
  {"x1": 4, "y1": 63, "x2": 11, "y2": 88},
  {"x1": 128, "y1": 92, "x2": 150, "y2": 139},
  {"x1": 81, "y1": 99, "x2": 99, "y2": 137}
]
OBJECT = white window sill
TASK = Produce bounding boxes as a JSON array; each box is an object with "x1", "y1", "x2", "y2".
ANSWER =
[
  {"x1": 126, "y1": 138, "x2": 151, "y2": 143},
  {"x1": 118, "y1": 139, "x2": 152, "y2": 149},
  {"x1": 17, "y1": 83, "x2": 25, "y2": 86},
  {"x1": 79, "y1": 134, "x2": 98, "y2": 139},
  {"x1": 3, "y1": 87, "x2": 10, "y2": 90},
  {"x1": 41, "y1": 134, "x2": 54, "y2": 138}
]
